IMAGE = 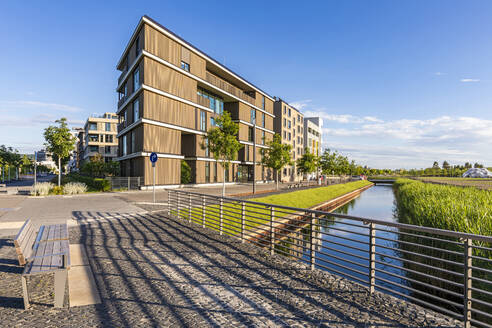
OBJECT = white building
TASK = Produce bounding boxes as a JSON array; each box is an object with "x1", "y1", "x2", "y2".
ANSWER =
[{"x1": 303, "y1": 117, "x2": 323, "y2": 180}]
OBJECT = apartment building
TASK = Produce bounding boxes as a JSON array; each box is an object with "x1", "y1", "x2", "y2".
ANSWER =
[
  {"x1": 304, "y1": 117, "x2": 322, "y2": 179},
  {"x1": 273, "y1": 98, "x2": 304, "y2": 182},
  {"x1": 81, "y1": 113, "x2": 119, "y2": 163},
  {"x1": 116, "y1": 16, "x2": 275, "y2": 185}
]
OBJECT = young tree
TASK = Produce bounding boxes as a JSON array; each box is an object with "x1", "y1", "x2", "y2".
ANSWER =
[
  {"x1": 44, "y1": 118, "x2": 76, "y2": 186},
  {"x1": 260, "y1": 134, "x2": 292, "y2": 190},
  {"x1": 296, "y1": 148, "x2": 319, "y2": 180},
  {"x1": 202, "y1": 111, "x2": 242, "y2": 196}
]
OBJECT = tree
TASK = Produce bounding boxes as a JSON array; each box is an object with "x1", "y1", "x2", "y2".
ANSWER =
[
  {"x1": 181, "y1": 160, "x2": 192, "y2": 184},
  {"x1": 432, "y1": 161, "x2": 440, "y2": 169},
  {"x1": 474, "y1": 162, "x2": 483, "y2": 168},
  {"x1": 44, "y1": 118, "x2": 76, "y2": 186},
  {"x1": 104, "y1": 160, "x2": 120, "y2": 177},
  {"x1": 202, "y1": 111, "x2": 242, "y2": 196},
  {"x1": 296, "y1": 148, "x2": 319, "y2": 179},
  {"x1": 442, "y1": 161, "x2": 450, "y2": 170},
  {"x1": 260, "y1": 134, "x2": 292, "y2": 190}
]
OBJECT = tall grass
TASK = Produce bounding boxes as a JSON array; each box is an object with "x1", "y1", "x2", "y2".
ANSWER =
[{"x1": 394, "y1": 178, "x2": 492, "y2": 236}]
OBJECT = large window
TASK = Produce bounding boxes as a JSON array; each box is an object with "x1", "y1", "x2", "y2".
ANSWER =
[
  {"x1": 123, "y1": 110, "x2": 127, "y2": 126},
  {"x1": 261, "y1": 131, "x2": 265, "y2": 145},
  {"x1": 89, "y1": 145, "x2": 98, "y2": 152},
  {"x1": 135, "y1": 36, "x2": 140, "y2": 56},
  {"x1": 250, "y1": 109, "x2": 256, "y2": 124},
  {"x1": 131, "y1": 132, "x2": 135, "y2": 154},
  {"x1": 105, "y1": 123, "x2": 111, "y2": 132},
  {"x1": 261, "y1": 113, "x2": 265, "y2": 128},
  {"x1": 106, "y1": 135, "x2": 114, "y2": 143},
  {"x1": 197, "y1": 88, "x2": 223, "y2": 114},
  {"x1": 262, "y1": 96, "x2": 265, "y2": 110},
  {"x1": 200, "y1": 110, "x2": 207, "y2": 131},
  {"x1": 89, "y1": 123, "x2": 97, "y2": 130},
  {"x1": 248, "y1": 127, "x2": 254, "y2": 142},
  {"x1": 288, "y1": 108, "x2": 291, "y2": 117},
  {"x1": 133, "y1": 99, "x2": 139, "y2": 122},
  {"x1": 204, "y1": 138, "x2": 209, "y2": 157},
  {"x1": 180, "y1": 61, "x2": 190, "y2": 72},
  {"x1": 210, "y1": 117, "x2": 215, "y2": 127},
  {"x1": 288, "y1": 120, "x2": 291, "y2": 129},
  {"x1": 205, "y1": 162, "x2": 210, "y2": 183},
  {"x1": 246, "y1": 145, "x2": 250, "y2": 161},
  {"x1": 105, "y1": 146, "x2": 111, "y2": 154},
  {"x1": 122, "y1": 135, "x2": 127, "y2": 156},
  {"x1": 133, "y1": 68, "x2": 140, "y2": 92},
  {"x1": 88, "y1": 134, "x2": 99, "y2": 142}
]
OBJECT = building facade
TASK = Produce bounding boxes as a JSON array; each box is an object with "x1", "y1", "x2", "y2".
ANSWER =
[
  {"x1": 116, "y1": 16, "x2": 275, "y2": 186},
  {"x1": 273, "y1": 99, "x2": 304, "y2": 182},
  {"x1": 303, "y1": 117, "x2": 322, "y2": 179},
  {"x1": 82, "y1": 113, "x2": 119, "y2": 163}
]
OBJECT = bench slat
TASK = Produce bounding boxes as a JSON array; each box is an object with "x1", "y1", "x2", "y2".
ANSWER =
[
  {"x1": 19, "y1": 227, "x2": 37, "y2": 265},
  {"x1": 14, "y1": 220, "x2": 32, "y2": 247},
  {"x1": 51, "y1": 240, "x2": 62, "y2": 268}
]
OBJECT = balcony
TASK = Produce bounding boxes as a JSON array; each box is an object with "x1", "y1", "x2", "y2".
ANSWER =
[
  {"x1": 197, "y1": 94, "x2": 211, "y2": 108},
  {"x1": 205, "y1": 71, "x2": 256, "y2": 106},
  {"x1": 117, "y1": 122, "x2": 127, "y2": 133},
  {"x1": 118, "y1": 68, "x2": 128, "y2": 85}
]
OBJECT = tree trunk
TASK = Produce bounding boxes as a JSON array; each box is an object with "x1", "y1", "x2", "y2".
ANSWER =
[
  {"x1": 276, "y1": 170, "x2": 279, "y2": 190},
  {"x1": 222, "y1": 167, "x2": 226, "y2": 197},
  {"x1": 58, "y1": 157, "x2": 61, "y2": 187}
]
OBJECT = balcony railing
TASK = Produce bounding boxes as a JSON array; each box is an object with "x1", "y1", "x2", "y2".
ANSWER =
[
  {"x1": 205, "y1": 71, "x2": 256, "y2": 106},
  {"x1": 166, "y1": 188, "x2": 492, "y2": 328},
  {"x1": 118, "y1": 68, "x2": 128, "y2": 85},
  {"x1": 197, "y1": 94, "x2": 211, "y2": 108},
  {"x1": 117, "y1": 122, "x2": 126, "y2": 133}
]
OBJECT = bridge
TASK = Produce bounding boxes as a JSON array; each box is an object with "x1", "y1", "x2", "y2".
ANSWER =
[{"x1": 368, "y1": 178, "x2": 396, "y2": 184}]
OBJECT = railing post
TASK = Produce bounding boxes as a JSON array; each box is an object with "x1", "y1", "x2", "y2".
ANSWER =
[
  {"x1": 202, "y1": 195, "x2": 206, "y2": 228},
  {"x1": 310, "y1": 212, "x2": 315, "y2": 270},
  {"x1": 270, "y1": 206, "x2": 275, "y2": 255},
  {"x1": 219, "y1": 198, "x2": 223, "y2": 235},
  {"x1": 464, "y1": 238, "x2": 473, "y2": 328},
  {"x1": 188, "y1": 194, "x2": 192, "y2": 223},
  {"x1": 241, "y1": 202, "x2": 245, "y2": 243},
  {"x1": 369, "y1": 222, "x2": 376, "y2": 294},
  {"x1": 177, "y1": 192, "x2": 180, "y2": 219},
  {"x1": 167, "y1": 190, "x2": 171, "y2": 216}
]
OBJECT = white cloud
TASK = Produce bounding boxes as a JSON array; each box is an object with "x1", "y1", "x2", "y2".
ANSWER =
[
  {"x1": 460, "y1": 78, "x2": 480, "y2": 83},
  {"x1": 289, "y1": 99, "x2": 312, "y2": 111},
  {"x1": 435, "y1": 72, "x2": 445, "y2": 76},
  {"x1": 303, "y1": 110, "x2": 384, "y2": 124},
  {"x1": 0, "y1": 100, "x2": 83, "y2": 113}
]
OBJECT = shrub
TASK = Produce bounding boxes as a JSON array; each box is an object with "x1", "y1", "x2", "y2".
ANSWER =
[
  {"x1": 64, "y1": 182, "x2": 87, "y2": 195},
  {"x1": 31, "y1": 182, "x2": 54, "y2": 196},
  {"x1": 181, "y1": 160, "x2": 192, "y2": 184},
  {"x1": 51, "y1": 186, "x2": 63, "y2": 195},
  {"x1": 93, "y1": 178, "x2": 110, "y2": 192}
]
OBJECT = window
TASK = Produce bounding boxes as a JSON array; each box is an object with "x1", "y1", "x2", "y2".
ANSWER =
[
  {"x1": 288, "y1": 132, "x2": 291, "y2": 141},
  {"x1": 262, "y1": 96, "x2": 265, "y2": 110},
  {"x1": 288, "y1": 120, "x2": 291, "y2": 129},
  {"x1": 105, "y1": 146, "x2": 111, "y2": 154},
  {"x1": 197, "y1": 88, "x2": 224, "y2": 114},
  {"x1": 283, "y1": 118, "x2": 286, "y2": 127},
  {"x1": 200, "y1": 110, "x2": 207, "y2": 131},
  {"x1": 123, "y1": 110, "x2": 127, "y2": 125},
  {"x1": 293, "y1": 129, "x2": 296, "y2": 137},
  {"x1": 122, "y1": 135, "x2": 127, "y2": 156},
  {"x1": 288, "y1": 108, "x2": 291, "y2": 117},
  {"x1": 133, "y1": 98, "x2": 139, "y2": 122},
  {"x1": 205, "y1": 162, "x2": 210, "y2": 183},
  {"x1": 89, "y1": 123, "x2": 97, "y2": 130},
  {"x1": 124, "y1": 83, "x2": 128, "y2": 98},
  {"x1": 261, "y1": 131, "x2": 265, "y2": 145},
  {"x1": 261, "y1": 113, "x2": 265, "y2": 128},
  {"x1": 210, "y1": 117, "x2": 215, "y2": 127},
  {"x1": 250, "y1": 108, "x2": 256, "y2": 124},
  {"x1": 246, "y1": 145, "x2": 250, "y2": 161},
  {"x1": 283, "y1": 106, "x2": 286, "y2": 114},
  {"x1": 88, "y1": 134, "x2": 98, "y2": 142},
  {"x1": 133, "y1": 68, "x2": 140, "y2": 92},
  {"x1": 248, "y1": 127, "x2": 254, "y2": 142},
  {"x1": 106, "y1": 135, "x2": 113, "y2": 143},
  {"x1": 283, "y1": 131, "x2": 286, "y2": 139},
  {"x1": 135, "y1": 36, "x2": 140, "y2": 56},
  {"x1": 213, "y1": 162, "x2": 217, "y2": 182},
  {"x1": 131, "y1": 132, "x2": 135, "y2": 154},
  {"x1": 105, "y1": 123, "x2": 111, "y2": 132},
  {"x1": 181, "y1": 61, "x2": 190, "y2": 72},
  {"x1": 204, "y1": 138, "x2": 209, "y2": 157}
]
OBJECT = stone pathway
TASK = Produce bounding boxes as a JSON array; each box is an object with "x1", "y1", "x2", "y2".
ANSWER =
[{"x1": 0, "y1": 212, "x2": 462, "y2": 327}]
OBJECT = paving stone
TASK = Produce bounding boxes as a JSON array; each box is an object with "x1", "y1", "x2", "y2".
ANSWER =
[{"x1": 0, "y1": 212, "x2": 464, "y2": 327}]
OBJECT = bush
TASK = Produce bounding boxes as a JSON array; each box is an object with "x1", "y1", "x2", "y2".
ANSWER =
[
  {"x1": 181, "y1": 160, "x2": 192, "y2": 184},
  {"x1": 31, "y1": 182, "x2": 54, "y2": 196},
  {"x1": 51, "y1": 186, "x2": 63, "y2": 195},
  {"x1": 93, "y1": 178, "x2": 111, "y2": 192},
  {"x1": 64, "y1": 182, "x2": 87, "y2": 195}
]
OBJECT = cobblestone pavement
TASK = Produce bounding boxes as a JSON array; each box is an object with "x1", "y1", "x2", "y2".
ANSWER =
[{"x1": 0, "y1": 212, "x2": 463, "y2": 327}]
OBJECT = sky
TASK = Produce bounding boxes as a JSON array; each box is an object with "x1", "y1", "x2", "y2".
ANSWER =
[{"x1": 0, "y1": 1, "x2": 491, "y2": 169}]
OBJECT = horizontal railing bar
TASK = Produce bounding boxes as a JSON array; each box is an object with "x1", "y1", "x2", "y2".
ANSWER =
[
  {"x1": 316, "y1": 245, "x2": 369, "y2": 262},
  {"x1": 313, "y1": 218, "x2": 369, "y2": 230},
  {"x1": 375, "y1": 235, "x2": 464, "y2": 256},
  {"x1": 471, "y1": 276, "x2": 492, "y2": 285},
  {"x1": 168, "y1": 189, "x2": 492, "y2": 243},
  {"x1": 375, "y1": 284, "x2": 464, "y2": 319},
  {"x1": 317, "y1": 225, "x2": 370, "y2": 237},
  {"x1": 374, "y1": 268, "x2": 463, "y2": 298},
  {"x1": 471, "y1": 244, "x2": 492, "y2": 252},
  {"x1": 315, "y1": 249, "x2": 369, "y2": 269},
  {"x1": 315, "y1": 257, "x2": 369, "y2": 277},
  {"x1": 469, "y1": 318, "x2": 492, "y2": 328},
  {"x1": 374, "y1": 227, "x2": 464, "y2": 246},
  {"x1": 317, "y1": 238, "x2": 368, "y2": 253},
  {"x1": 471, "y1": 266, "x2": 492, "y2": 275},
  {"x1": 319, "y1": 231, "x2": 371, "y2": 246},
  {"x1": 470, "y1": 256, "x2": 492, "y2": 264},
  {"x1": 315, "y1": 262, "x2": 369, "y2": 285},
  {"x1": 470, "y1": 307, "x2": 492, "y2": 319},
  {"x1": 471, "y1": 287, "x2": 492, "y2": 298},
  {"x1": 375, "y1": 276, "x2": 464, "y2": 309},
  {"x1": 374, "y1": 247, "x2": 465, "y2": 269},
  {"x1": 470, "y1": 297, "x2": 492, "y2": 310}
]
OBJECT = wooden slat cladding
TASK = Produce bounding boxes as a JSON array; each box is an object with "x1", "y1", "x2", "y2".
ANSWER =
[
  {"x1": 144, "y1": 158, "x2": 180, "y2": 185},
  {"x1": 238, "y1": 124, "x2": 249, "y2": 141},
  {"x1": 265, "y1": 115, "x2": 273, "y2": 131},
  {"x1": 143, "y1": 90, "x2": 196, "y2": 130},
  {"x1": 143, "y1": 124, "x2": 181, "y2": 154},
  {"x1": 190, "y1": 53, "x2": 206, "y2": 79},
  {"x1": 144, "y1": 57, "x2": 197, "y2": 103},
  {"x1": 145, "y1": 25, "x2": 180, "y2": 66},
  {"x1": 196, "y1": 135, "x2": 207, "y2": 157},
  {"x1": 181, "y1": 46, "x2": 190, "y2": 63}
]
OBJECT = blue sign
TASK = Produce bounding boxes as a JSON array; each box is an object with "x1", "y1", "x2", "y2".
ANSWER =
[{"x1": 149, "y1": 152, "x2": 158, "y2": 163}]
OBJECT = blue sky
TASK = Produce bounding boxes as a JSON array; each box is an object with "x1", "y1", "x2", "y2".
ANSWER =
[{"x1": 1, "y1": 1, "x2": 491, "y2": 169}]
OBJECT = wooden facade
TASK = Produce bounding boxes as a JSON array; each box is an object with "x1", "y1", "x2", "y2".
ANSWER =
[{"x1": 116, "y1": 16, "x2": 276, "y2": 186}]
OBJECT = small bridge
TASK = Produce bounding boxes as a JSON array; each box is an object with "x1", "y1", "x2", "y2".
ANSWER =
[{"x1": 368, "y1": 179, "x2": 396, "y2": 184}]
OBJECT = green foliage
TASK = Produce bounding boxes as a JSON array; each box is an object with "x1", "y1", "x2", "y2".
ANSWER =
[
  {"x1": 260, "y1": 134, "x2": 292, "y2": 189},
  {"x1": 51, "y1": 186, "x2": 64, "y2": 195},
  {"x1": 394, "y1": 178, "x2": 492, "y2": 236},
  {"x1": 52, "y1": 173, "x2": 110, "y2": 192},
  {"x1": 319, "y1": 149, "x2": 353, "y2": 175},
  {"x1": 296, "y1": 148, "x2": 319, "y2": 175},
  {"x1": 80, "y1": 154, "x2": 119, "y2": 178},
  {"x1": 43, "y1": 118, "x2": 76, "y2": 185},
  {"x1": 181, "y1": 160, "x2": 192, "y2": 184}
]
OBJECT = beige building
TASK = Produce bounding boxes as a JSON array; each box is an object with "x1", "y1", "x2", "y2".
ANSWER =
[
  {"x1": 82, "y1": 113, "x2": 119, "y2": 163},
  {"x1": 116, "y1": 16, "x2": 275, "y2": 185},
  {"x1": 273, "y1": 99, "x2": 304, "y2": 182},
  {"x1": 304, "y1": 117, "x2": 322, "y2": 179}
]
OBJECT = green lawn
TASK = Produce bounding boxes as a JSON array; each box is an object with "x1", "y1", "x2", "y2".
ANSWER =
[{"x1": 172, "y1": 180, "x2": 372, "y2": 237}]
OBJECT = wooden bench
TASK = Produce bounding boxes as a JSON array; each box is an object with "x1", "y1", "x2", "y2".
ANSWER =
[{"x1": 14, "y1": 220, "x2": 70, "y2": 309}]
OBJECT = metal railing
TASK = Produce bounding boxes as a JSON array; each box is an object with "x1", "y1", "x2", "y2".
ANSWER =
[
  {"x1": 166, "y1": 188, "x2": 492, "y2": 328},
  {"x1": 106, "y1": 177, "x2": 142, "y2": 191}
]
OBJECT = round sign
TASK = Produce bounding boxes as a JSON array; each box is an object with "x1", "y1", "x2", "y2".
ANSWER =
[{"x1": 149, "y1": 152, "x2": 158, "y2": 163}]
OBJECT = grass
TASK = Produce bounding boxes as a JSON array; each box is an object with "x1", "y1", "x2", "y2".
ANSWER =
[
  {"x1": 417, "y1": 177, "x2": 492, "y2": 190},
  {"x1": 172, "y1": 180, "x2": 372, "y2": 236}
]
